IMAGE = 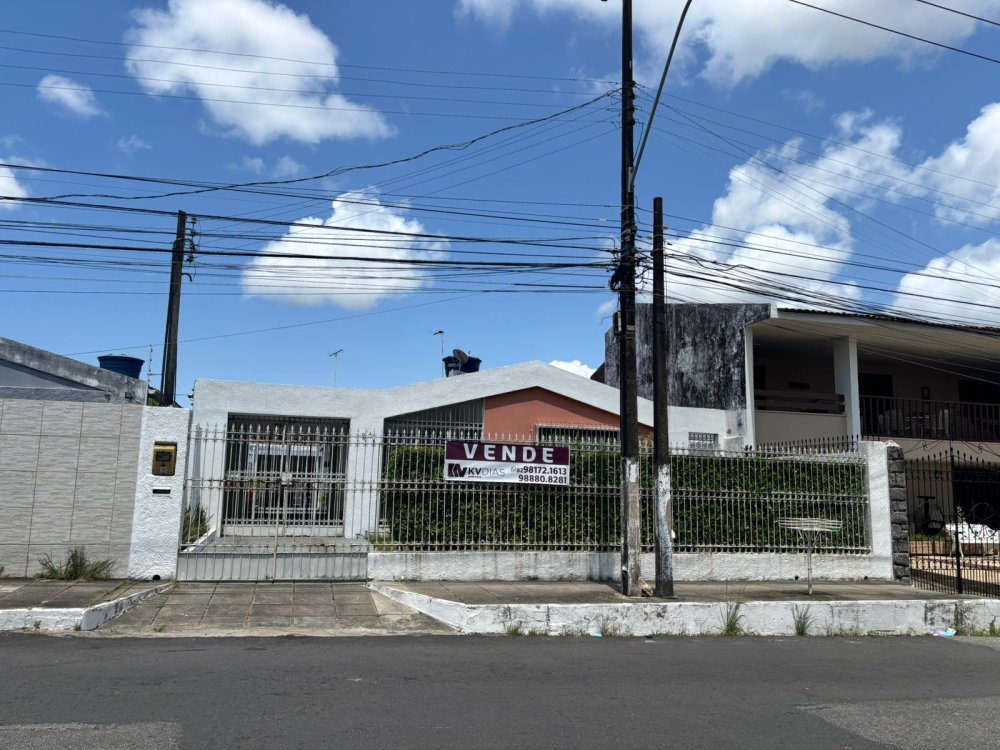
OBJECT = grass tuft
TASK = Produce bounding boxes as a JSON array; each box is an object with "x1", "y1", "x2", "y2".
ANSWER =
[
  {"x1": 791, "y1": 604, "x2": 813, "y2": 637},
  {"x1": 719, "y1": 601, "x2": 746, "y2": 637},
  {"x1": 37, "y1": 546, "x2": 114, "y2": 581}
]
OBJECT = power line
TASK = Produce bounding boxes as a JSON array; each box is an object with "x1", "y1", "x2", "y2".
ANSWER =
[
  {"x1": 910, "y1": 0, "x2": 1000, "y2": 27},
  {"x1": 4, "y1": 88, "x2": 618, "y2": 201},
  {"x1": 0, "y1": 28, "x2": 617, "y2": 84},
  {"x1": 788, "y1": 0, "x2": 1000, "y2": 65}
]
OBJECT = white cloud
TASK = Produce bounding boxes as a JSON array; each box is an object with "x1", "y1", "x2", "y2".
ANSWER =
[
  {"x1": 893, "y1": 238, "x2": 1000, "y2": 324},
  {"x1": 125, "y1": 0, "x2": 393, "y2": 145},
  {"x1": 238, "y1": 156, "x2": 265, "y2": 174},
  {"x1": 661, "y1": 111, "x2": 917, "y2": 307},
  {"x1": 272, "y1": 155, "x2": 305, "y2": 179},
  {"x1": 457, "y1": 0, "x2": 1000, "y2": 86},
  {"x1": 242, "y1": 189, "x2": 448, "y2": 309},
  {"x1": 36, "y1": 75, "x2": 105, "y2": 118},
  {"x1": 117, "y1": 134, "x2": 151, "y2": 154},
  {"x1": 549, "y1": 359, "x2": 596, "y2": 378},
  {"x1": 0, "y1": 161, "x2": 29, "y2": 210},
  {"x1": 914, "y1": 102, "x2": 1000, "y2": 226}
]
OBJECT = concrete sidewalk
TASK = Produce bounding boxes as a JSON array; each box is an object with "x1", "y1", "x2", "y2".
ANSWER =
[
  {"x1": 0, "y1": 579, "x2": 168, "y2": 631},
  {"x1": 97, "y1": 582, "x2": 454, "y2": 636},
  {"x1": 372, "y1": 580, "x2": 1000, "y2": 637}
]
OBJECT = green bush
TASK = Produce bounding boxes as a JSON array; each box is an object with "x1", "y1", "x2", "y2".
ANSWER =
[
  {"x1": 378, "y1": 446, "x2": 867, "y2": 552},
  {"x1": 37, "y1": 546, "x2": 114, "y2": 581}
]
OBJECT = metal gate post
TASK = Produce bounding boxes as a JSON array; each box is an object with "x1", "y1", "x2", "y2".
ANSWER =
[{"x1": 950, "y1": 448, "x2": 964, "y2": 595}]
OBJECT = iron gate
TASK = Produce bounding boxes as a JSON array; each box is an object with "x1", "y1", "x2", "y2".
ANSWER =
[
  {"x1": 906, "y1": 449, "x2": 1000, "y2": 596},
  {"x1": 177, "y1": 416, "x2": 366, "y2": 581}
]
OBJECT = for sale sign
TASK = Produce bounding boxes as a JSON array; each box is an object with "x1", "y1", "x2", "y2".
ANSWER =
[{"x1": 444, "y1": 441, "x2": 570, "y2": 485}]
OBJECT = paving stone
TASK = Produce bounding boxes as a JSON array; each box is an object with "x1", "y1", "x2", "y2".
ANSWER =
[
  {"x1": 336, "y1": 604, "x2": 378, "y2": 616},
  {"x1": 246, "y1": 616, "x2": 293, "y2": 627},
  {"x1": 249, "y1": 604, "x2": 293, "y2": 616},
  {"x1": 335, "y1": 615, "x2": 382, "y2": 629}
]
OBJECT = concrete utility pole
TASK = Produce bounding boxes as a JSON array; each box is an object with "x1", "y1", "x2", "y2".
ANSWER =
[
  {"x1": 160, "y1": 210, "x2": 187, "y2": 407},
  {"x1": 652, "y1": 196, "x2": 675, "y2": 597},
  {"x1": 615, "y1": 0, "x2": 642, "y2": 597}
]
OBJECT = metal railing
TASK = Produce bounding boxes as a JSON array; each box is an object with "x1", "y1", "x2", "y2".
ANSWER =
[
  {"x1": 181, "y1": 427, "x2": 872, "y2": 559},
  {"x1": 862, "y1": 395, "x2": 1000, "y2": 442},
  {"x1": 373, "y1": 432, "x2": 869, "y2": 554},
  {"x1": 755, "y1": 389, "x2": 844, "y2": 414}
]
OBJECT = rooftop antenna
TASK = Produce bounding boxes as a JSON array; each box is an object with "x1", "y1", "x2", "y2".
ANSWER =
[
  {"x1": 432, "y1": 330, "x2": 445, "y2": 376},
  {"x1": 328, "y1": 348, "x2": 344, "y2": 387}
]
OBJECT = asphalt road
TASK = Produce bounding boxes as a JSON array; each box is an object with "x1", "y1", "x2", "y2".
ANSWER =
[{"x1": 2, "y1": 634, "x2": 999, "y2": 749}]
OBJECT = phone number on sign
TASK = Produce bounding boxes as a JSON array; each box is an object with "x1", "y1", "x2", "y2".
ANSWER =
[{"x1": 515, "y1": 466, "x2": 569, "y2": 484}]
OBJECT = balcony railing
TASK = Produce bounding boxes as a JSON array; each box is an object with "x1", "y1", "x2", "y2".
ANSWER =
[
  {"x1": 861, "y1": 396, "x2": 1000, "y2": 442},
  {"x1": 755, "y1": 390, "x2": 844, "y2": 414}
]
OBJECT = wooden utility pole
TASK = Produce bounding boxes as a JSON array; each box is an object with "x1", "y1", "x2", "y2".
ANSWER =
[
  {"x1": 617, "y1": 0, "x2": 642, "y2": 597},
  {"x1": 652, "y1": 196, "x2": 675, "y2": 597},
  {"x1": 160, "y1": 210, "x2": 187, "y2": 407}
]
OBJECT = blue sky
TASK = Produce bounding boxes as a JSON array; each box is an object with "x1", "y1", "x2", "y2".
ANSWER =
[{"x1": 1, "y1": 0, "x2": 999, "y2": 402}]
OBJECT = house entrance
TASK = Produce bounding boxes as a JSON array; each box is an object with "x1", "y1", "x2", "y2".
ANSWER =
[
  {"x1": 177, "y1": 415, "x2": 366, "y2": 581},
  {"x1": 906, "y1": 449, "x2": 1000, "y2": 597}
]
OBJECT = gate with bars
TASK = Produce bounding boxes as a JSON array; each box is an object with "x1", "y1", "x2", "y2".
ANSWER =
[
  {"x1": 906, "y1": 449, "x2": 1000, "y2": 597},
  {"x1": 177, "y1": 416, "x2": 368, "y2": 581}
]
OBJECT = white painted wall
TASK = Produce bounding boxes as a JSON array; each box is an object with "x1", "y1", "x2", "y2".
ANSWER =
[
  {"x1": 127, "y1": 407, "x2": 191, "y2": 580},
  {"x1": 370, "y1": 550, "x2": 892, "y2": 582},
  {"x1": 373, "y1": 583, "x2": 1000, "y2": 637}
]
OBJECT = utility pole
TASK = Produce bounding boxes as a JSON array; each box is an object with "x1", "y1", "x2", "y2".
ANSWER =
[
  {"x1": 616, "y1": 0, "x2": 642, "y2": 597},
  {"x1": 160, "y1": 210, "x2": 187, "y2": 407},
  {"x1": 652, "y1": 196, "x2": 675, "y2": 597}
]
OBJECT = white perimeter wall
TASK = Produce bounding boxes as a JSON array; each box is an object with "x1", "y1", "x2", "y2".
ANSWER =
[{"x1": 127, "y1": 407, "x2": 191, "y2": 580}]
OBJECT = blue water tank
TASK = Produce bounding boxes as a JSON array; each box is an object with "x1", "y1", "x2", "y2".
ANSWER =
[{"x1": 98, "y1": 354, "x2": 144, "y2": 380}]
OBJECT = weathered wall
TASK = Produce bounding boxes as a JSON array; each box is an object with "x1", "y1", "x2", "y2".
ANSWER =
[
  {"x1": 604, "y1": 304, "x2": 771, "y2": 409},
  {"x1": 0, "y1": 399, "x2": 143, "y2": 577},
  {"x1": 0, "y1": 338, "x2": 147, "y2": 405}
]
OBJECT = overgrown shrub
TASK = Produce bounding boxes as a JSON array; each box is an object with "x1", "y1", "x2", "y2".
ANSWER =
[
  {"x1": 378, "y1": 445, "x2": 867, "y2": 552},
  {"x1": 37, "y1": 547, "x2": 114, "y2": 581}
]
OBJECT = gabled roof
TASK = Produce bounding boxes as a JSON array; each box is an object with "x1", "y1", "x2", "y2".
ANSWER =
[{"x1": 193, "y1": 361, "x2": 653, "y2": 426}]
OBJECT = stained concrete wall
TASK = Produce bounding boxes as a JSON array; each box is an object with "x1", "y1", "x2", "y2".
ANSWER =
[
  {"x1": 0, "y1": 399, "x2": 143, "y2": 577},
  {"x1": 604, "y1": 304, "x2": 771, "y2": 409}
]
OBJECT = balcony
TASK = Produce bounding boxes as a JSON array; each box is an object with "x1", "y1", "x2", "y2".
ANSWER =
[
  {"x1": 755, "y1": 390, "x2": 844, "y2": 414},
  {"x1": 861, "y1": 396, "x2": 1000, "y2": 442}
]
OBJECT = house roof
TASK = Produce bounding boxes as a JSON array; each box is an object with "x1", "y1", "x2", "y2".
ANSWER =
[
  {"x1": 0, "y1": 337, "x2": 148, "y2": 404},
  {"x1": 193, "y1": 361, "x2": 653, "y2": 427}
]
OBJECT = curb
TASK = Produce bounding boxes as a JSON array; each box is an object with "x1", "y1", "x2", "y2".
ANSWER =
[
  {"x1": 370, "y1": 583, "x2": 1000, "y2": 637},
  {"x1": 0, "y1": 583, "x2": 173, "y2": 632}
]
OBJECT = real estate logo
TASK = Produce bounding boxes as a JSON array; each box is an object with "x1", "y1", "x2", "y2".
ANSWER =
[{"x1": 444, "y1": 441, "x2": 570, "y2": 485}]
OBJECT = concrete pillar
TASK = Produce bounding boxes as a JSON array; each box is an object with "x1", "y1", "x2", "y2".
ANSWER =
[
  {"x1": 342, "y1": 419, "x2": 384, "y2": 539},
  {"x1": 833, "y1": 336, "x2": 860, "y2": 438},
  {"x1": 128, "y1": 407, "x2": 192, "y2": 580},
  {"x1": 743, "y1": 327, "x2": 757, "y2": 446}
]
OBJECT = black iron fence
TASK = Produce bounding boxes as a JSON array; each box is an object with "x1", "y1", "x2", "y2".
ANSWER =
[{"x1": 906, "y1": 449, "x2": 1000, "y2": 596}]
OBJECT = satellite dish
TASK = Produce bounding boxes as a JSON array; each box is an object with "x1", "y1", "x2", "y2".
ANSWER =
[{"x1": 453, "y1": 348, "x2": 469, "y2": 363}]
